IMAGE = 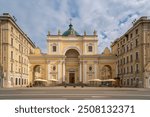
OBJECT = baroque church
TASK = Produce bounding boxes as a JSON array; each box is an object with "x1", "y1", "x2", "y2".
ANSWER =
[{"x1": 29, "y1": 23, "x2": 117, "y2": 86}]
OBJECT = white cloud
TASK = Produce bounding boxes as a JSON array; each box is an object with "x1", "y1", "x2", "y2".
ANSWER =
[{"x1": 0, "y1": 0, "x2": 150, "y2": 53}]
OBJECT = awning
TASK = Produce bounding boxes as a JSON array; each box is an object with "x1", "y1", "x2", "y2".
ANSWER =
[
  {"x1": 34, "y1": 79, "x2": 47, "y2": 82},
  {"x1": 88, "y1": 79, "x2": 103, "y2": 82},
  {"x1": 102, "y1": 79, "x2": 116, "y2": 82},
  {"x1": 49, "y1": 79, "x2": 58, "y2": 82}
]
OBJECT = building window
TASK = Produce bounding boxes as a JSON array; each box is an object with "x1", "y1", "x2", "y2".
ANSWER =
[
  {"x1": 136, "y1": 64, "x2": 139, "y2": 73},
  {"x1": 125, "y1": 34, "x2": 129, "y2": 41},
  {"x1": 22, "y1": 57, "x2": 23, "y2": 63},
  {"x1": 127, "y1": 45, "x2": 129, "y2": 52},
  {"x1": 136, "y1": 52, "x2": 139, "y2": 60},
  {"x1": 11, "y1": 63, "x2": 13, "y2": 72},
  {"x1": 127, "y1": 67, "x2": 129, "y2": 74},
  {"x1": 19, "y1": 44, "x2": 21, "y2": 52},
  {"x1": 11, "y1": 27, "x2": 13, "y2": 33},
  {"x1": 130, "y1": 43, "x2": 133, "y2": 50},
  {"x1": 135, "y1": 39, "x2": 138, "y2": 47},
  {"x1": 136, "y1": 29, "x2": 138, "y2": 34},
  {"x1": 53, "y1": 46, "x2": 57, "y2": 52},
  {"x1": 127, "y1": 56, "x2": 129, "y2": 63},
  {"x1": 22, "y1": 79, "x2": 24, "y2": 85},
  {"x1": 88, "y1": 46, "x2": 93, "y2": 52},
  {"x1": 19, "y1": 78, "x2": 21, "y2": 85},
  {"x1": 123, "y1": 39, "x2": 125, "y2": 43},
  {"x1": 130, "y1": 54, "x2": 133, "y2": 62},
  {"x1": 15, "y1": 78, "x2": 18, "y2": 85},
  {"x1": 53, "y1": 66, "x2": 56, "y2": 71},
  {"x1": 131, "y1": 65, "x2": 133, "y2": 73},
  {"x1": 11, "y1": 51, "x2": 13, "y2": 60},
  {"x1": 124, "y1": 68, "x2": 125, "y2": 74},
  {"x1": 89, "y1": 66, "x2": 92, "y2": 71},
  {"x1": 131, "y1": 79, "x2": 133, "y2": 85},
  {"x1": 122, "y1": 46, "x2": 125, "y2": 53},
  {"x1": 24, "y1": 79, "x2": 26, "y2": 85},
  {"x1": 127, "y1": 79, "x2": 129, "y2": 85},
  {"x1": 123, "y1": 58, "x2": 125, "y2": 64},
  {"x1": 11, "y1": 38, "x2": 13, "y2": 46},
  {"x1": 130, "y1": 33, "x2": 133, "y2": 39},
  {"x1": 124, "y1": 80, "x2": 126, "y2": 86}
]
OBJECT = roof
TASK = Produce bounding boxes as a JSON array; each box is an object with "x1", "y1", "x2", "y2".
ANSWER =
[
  {"x1": 62, "y1": 23, "x2": 80, "y2": 36},
  {"x1": 0, "y1": 13, "x2": 36, "y2": 48}
]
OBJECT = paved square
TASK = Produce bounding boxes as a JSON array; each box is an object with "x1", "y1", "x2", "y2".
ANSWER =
[{"x1": 0, "y1": 87, "x2": 150, "y2": 100}]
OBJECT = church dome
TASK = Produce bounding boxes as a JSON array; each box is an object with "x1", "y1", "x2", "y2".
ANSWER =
[{"x1": 62, "y1": 23, "x2": 80, "y2": 36}]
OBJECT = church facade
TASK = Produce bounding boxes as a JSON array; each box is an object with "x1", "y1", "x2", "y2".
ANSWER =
[{"x1": 29, "y1": 23, "x2": 117, "y2": 86}]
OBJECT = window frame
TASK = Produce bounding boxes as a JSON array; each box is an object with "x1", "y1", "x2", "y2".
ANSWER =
[
  {"x1": 88, "y1": 45, "x2": 93, "y2": 52},
  {"x1": 52, "y1": 45, "x2": 57, "y2": 52}
]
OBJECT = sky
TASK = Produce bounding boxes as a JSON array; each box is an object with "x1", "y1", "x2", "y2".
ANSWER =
[{"x1": 0, "y1": 0, "x2": 150, "y2": 53}]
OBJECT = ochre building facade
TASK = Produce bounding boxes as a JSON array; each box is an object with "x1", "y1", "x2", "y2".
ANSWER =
[
  {"x1": 112, "y1": 16, "x2": 150, "y2": 88},
  {"x1": 29, "y1": 23, "x2": 116, "y2": 86},
  {"x1": 1, "y1": 13, "x2": 150, "y2": 88},
  {"x1": 0, "y1": 13, "x2": 35, "y2": 88}
]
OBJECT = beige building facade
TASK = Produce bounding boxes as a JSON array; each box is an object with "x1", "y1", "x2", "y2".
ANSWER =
[
  {"x1": 29, "y1": 23, "x2": 116, "y2": 86},
  {"x1": 112, "y1": 16, "x2": 150, "y2": 88},
  {"x1": 0, "y1": 13, "x2": 35, "y2": 88}
]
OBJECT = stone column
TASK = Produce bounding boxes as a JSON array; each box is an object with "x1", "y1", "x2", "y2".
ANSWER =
[
  {"x1": 83, "y1": 61, "x2": 87, "y2": 83},
  {"x1": 47, "y1": 61, "x2": 51, "y2": 80},
  {"x1": 57, "y1": 61, "x2": 61, "y2": 83},
  {"x1": 62, "y1": 61, "x2": 65, "y2": 82},
  {"x1": 79, "y1": 61, "x2": 82, "y2": 82},
  {"x1": 94, "y1": 61, "x2": 98, "y2": 79}
]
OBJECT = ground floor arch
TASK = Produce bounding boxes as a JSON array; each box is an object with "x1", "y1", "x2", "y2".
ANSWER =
[{"x1": 65, "y1": 49, "x2": 80, "y2": 84}]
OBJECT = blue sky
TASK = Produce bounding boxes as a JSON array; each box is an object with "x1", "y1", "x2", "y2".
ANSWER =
[{"x1": 0, "y1": 0, "x2": 149, "y2": 53}]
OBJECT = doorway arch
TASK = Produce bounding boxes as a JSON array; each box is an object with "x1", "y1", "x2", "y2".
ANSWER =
[
  {"x1": 101, "y1": 65, "x2": 112, "y2": 80},
  {"x1": 65, "y1": 49, "x2": 80, "y2": 84}
]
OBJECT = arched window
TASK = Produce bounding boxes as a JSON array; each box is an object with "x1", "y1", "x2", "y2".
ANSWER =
[
  {"x1": 53, "y1": 45, "x2": 56, "y2": 52},
  {"x1": 88, "y1": 46, "x2": 93, "y2": 52}
]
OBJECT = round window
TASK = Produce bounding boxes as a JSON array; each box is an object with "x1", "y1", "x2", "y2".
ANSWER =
[{"x1": 89, "y1": 66, "x2": 92, "y2": 71}]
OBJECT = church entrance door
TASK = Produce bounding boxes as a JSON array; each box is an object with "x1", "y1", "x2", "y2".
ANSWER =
[{"x1": 69, "y1": 73, "x2": 75, "y2": 84}]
